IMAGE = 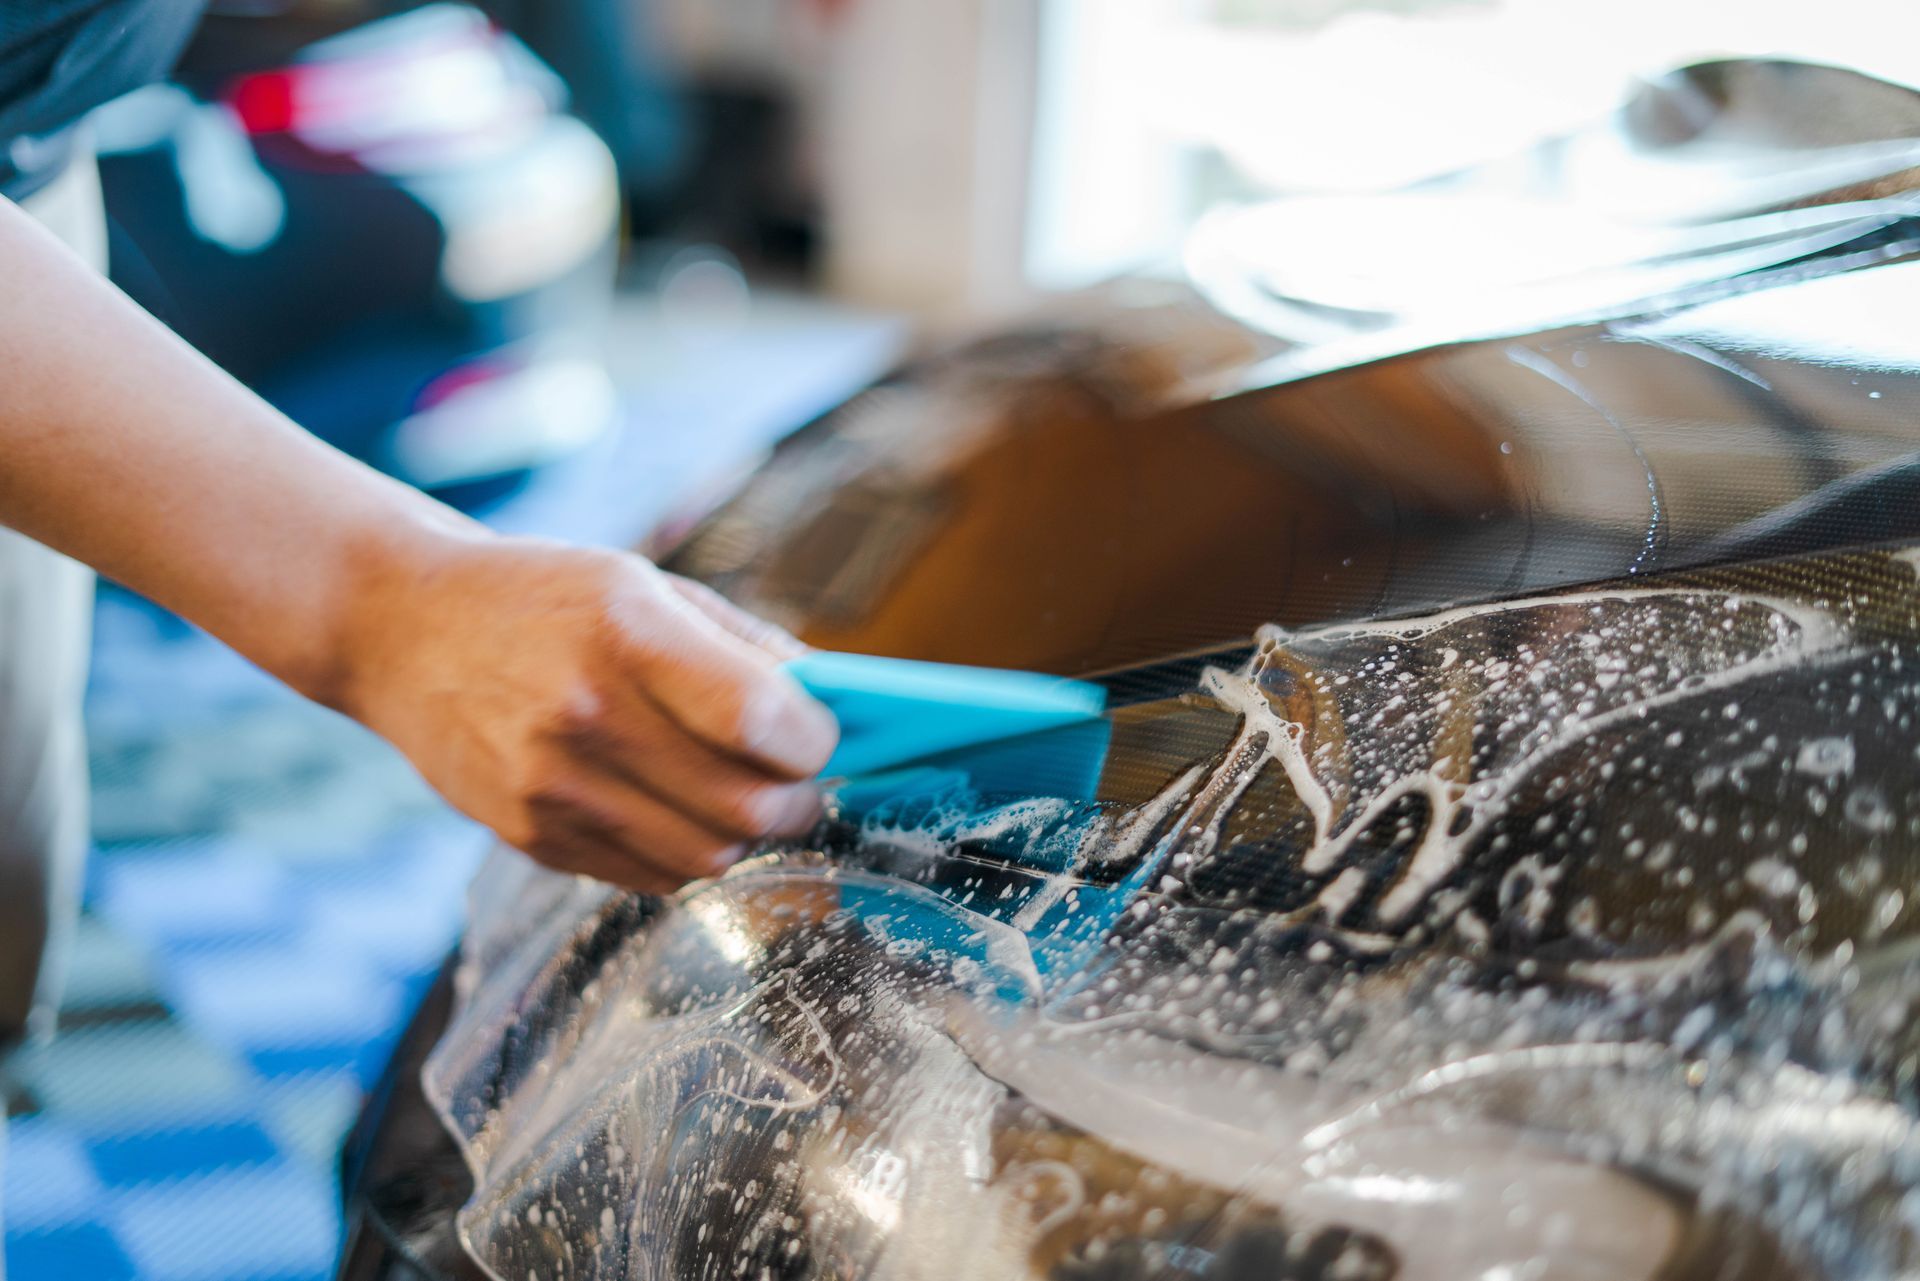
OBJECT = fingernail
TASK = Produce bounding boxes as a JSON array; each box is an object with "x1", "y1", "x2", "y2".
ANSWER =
[
  {"x1": 704, "y1": 844, "x2": 748, "y2": 876},
  {"x1": 747, "y1": 678, "x2": 839, "y2": 775},
  {"x1": 756, "y1": 783, "x2": 824, "y2": 836}
]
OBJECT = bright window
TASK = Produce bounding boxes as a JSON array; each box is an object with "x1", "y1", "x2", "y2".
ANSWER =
[{"x1": 1025, "y1": 0, "x2": 1920, "y2": 291}]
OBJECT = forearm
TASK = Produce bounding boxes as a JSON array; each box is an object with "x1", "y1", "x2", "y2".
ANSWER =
[
  {"x1": 0, "y1": 194, "x2": 836, "y2": 891},
  {"x1": 0, "y1": 194, "x2": 477, "y2": 703}
]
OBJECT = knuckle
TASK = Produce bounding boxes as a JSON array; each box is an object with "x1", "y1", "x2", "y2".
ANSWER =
[
  {"x1": 547, "y1": 682, "x2": 610, "y2": 748},
  {"x1": 572, "y1": 546, "x2": 635, "y2": 598},
  {"x1": 606, "y1": 572, "x2": 677, "y2": 646}
]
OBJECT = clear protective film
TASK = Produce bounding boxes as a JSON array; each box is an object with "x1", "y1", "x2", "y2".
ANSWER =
[{"x1": 425, "y1": 544, "x2": 1920, "y2": 1281}]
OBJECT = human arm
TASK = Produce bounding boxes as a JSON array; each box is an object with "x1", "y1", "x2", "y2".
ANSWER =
[{"x1": 0, "y1": 196, "x2": 837, "y2": 892}]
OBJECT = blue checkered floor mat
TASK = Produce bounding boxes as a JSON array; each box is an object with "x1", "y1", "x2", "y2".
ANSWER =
[
  {"x1": 1, "y1": 294, "x2": 901, "y2": 1281},
  {"x1": 2, "y1": 589, "x2": 489, "y2": 1281}
]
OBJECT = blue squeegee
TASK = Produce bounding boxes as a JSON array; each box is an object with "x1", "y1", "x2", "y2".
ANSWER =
[
  {"x1": 786, "y1": 653, "x2": 1120, "y2": 984},
  {"x1": 781, "y1": 651, "x2": 1108, "y2": 780}
]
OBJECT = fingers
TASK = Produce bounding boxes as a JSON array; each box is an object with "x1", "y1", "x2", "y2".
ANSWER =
[
  {"x1": 524, "y1": 769, "x2": 762, "y2": 887},
  {"x1": 621, "y1": 577, "x2": 839, "y2": 780},
  {"x1": 559, "y1": 682, "x2": 825, "y2": 846},
  {"x1": 524, "y1": 827, "x2": 694, "y2": 897},
  {"x1": 517, "y1": 560, "x2": 836, "y2": 890},
  {"x1": 663, "y1": 574, "x2": 807, "y2": 662}
]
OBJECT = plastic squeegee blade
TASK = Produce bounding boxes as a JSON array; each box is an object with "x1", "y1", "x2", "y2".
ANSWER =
[{"x1": 781, "y1": 651, "x2": 1107, "y2": 778}]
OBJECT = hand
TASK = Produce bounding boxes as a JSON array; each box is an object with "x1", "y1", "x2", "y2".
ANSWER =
[
  {"x1": 0, "y1": 192, "x2": 829, "y2": 891},
  {"x1": 329, "y1": 531, "x2": 838, "y2": 893}
]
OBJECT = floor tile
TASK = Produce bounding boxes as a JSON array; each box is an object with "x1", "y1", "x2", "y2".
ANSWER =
[
  {"x1": 56, "y1": 916, "x2": 164, "y2": 1016},
  {"x1": 1, "y1": 1118, "x2": 106, "y2": 1232},
  {"x1": 4, "y1": 1222, "x2": 138, "y2": 1281},
  {"x1": 105, "y1": 1164, "x2": 337, "y2": 1281},
  {"x1": 86, "y1": 1120, "x2": 280, "y2": 1185},
  {"x1": 11, "y1": 1023, "x2": 251, "y2": 1122}
]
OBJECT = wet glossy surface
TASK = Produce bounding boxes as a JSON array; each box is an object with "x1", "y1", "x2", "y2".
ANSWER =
[
  {"x1": 392, "y1": 63, "x2": 1920, "y2": 1281},
  {"x1": 429, "y1": 542, "x2": 1920, "y2": 1280},
  {"x1": 664, "y1": 251, "x2": 1920, "y2": 679},
  {"x1": 427, "y1": 242, "x2": 1920, "y2": 1277}
]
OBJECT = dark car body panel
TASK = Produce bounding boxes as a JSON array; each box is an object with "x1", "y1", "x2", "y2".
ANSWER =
[
  {"x1": 669, "y1": 257, "x2": 1920, "y2": 676},
  {"x1": 340, "y1": 62, "x2": 1920, "y2": 1281}
]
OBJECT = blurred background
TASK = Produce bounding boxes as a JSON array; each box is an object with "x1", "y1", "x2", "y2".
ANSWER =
[{"x1": 4, "y1": 0, "x2": 1916, "y2": 1277}]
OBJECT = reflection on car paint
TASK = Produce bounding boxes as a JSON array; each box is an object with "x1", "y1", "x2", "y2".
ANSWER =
[
  {"x1": 1189, "y1": 59, "x2": 1920, "y2": 385},
  {"x1": 427, "y1": 543, "x2": 1920, "y2": 1280},
  {"x1": 661, "y1": 253, "x2": 1920, "y2": 681}
]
